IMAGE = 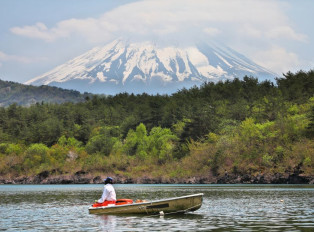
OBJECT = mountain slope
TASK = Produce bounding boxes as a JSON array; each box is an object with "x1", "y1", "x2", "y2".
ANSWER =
[
  {"x1": 0, "y1": 79, "x2": 89, "y2": 107},
  {"x1": 26, "y1": 39, "x2": 277, "y2": 94}
]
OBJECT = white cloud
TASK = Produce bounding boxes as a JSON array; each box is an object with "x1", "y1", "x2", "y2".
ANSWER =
[
  {"x1": 0, "y1": 51, "x2": 31, "y2": 63},
  {"x1": 10, "y1": 0, "x2": 307, "y2": 44},
  {"x1": 0, "y1": 51, "x2": 47, "y2": 66},
  {"x1": 203, "y1": 27, "x2": 221, "y2": 37},
  {"x1": 9, "y1": 0, "x2": 309, "y2": 73},
  {"x1": 11, "y1": 22, "x2": 54, "y2": 42},
  {"x1": 267, "y1": 26, "x2": 308, "y2": 42},
  {"x1": 10, "y1": 19, "x2": 103, "y2": 42},
  {"x1": 239, "y1": 24, "x2": 262, "y2": 38},
  {"x1": 254, "y1": 47, "x2": 300, "y2": 74}
]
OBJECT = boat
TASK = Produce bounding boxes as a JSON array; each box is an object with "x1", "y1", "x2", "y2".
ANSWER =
[{"x1": 88, "y1": 193, "x2": 203, "y2": 215}]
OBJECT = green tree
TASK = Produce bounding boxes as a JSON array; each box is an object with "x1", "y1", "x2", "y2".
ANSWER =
[
  {"x1": 23, "y1": 143, "x2": 50, "y2": 173},
  {"x1": 147, "y1": 127, "x2": 178, "y2": 164},
  {"x1": 306, "y1": 106, "x2": 314, "y2": 138},
  {"x1": 85, "y1": 126, "x2": 120, "y2": 155}
]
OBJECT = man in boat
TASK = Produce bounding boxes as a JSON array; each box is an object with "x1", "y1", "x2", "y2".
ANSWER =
[{"x1": 95, "y1": 177, "x2": 116, "y2": 206}]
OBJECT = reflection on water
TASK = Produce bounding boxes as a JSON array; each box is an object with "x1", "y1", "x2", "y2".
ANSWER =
[
  {"x1": 0, "y1": 184, "x2": 313, "y2": 231},
  {"x1": 98, "y1": 215, "x2": 117, "y2": 232}
]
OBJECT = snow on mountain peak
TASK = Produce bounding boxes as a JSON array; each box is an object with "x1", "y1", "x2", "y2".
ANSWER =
[{"x1": 25, "y1": 39, "x2": 276, "y2": 94}]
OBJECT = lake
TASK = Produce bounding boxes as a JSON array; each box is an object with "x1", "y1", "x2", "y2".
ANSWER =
[{"x1": 0, "y1": 184, "x2": 313, "y2": 231}]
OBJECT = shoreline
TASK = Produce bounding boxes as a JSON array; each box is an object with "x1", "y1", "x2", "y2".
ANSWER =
[{"x1": 1, "y1": 171, "x2": 313, "y2": 185}]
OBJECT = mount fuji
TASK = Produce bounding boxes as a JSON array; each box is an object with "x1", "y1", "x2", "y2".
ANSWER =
[{"x1": 25, "y1": 39, "x2": 277, "y2": 94}]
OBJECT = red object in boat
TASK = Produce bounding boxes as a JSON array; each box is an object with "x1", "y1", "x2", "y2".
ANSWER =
[
  {"x1": 92, "y1": 199, "x2": 133, "y2": 207},
  {"x1": 92, "y1": 200, "x2": 116, "y2": 208},
  {"x1": 115, "y1": 199, "x2": 133, "y2": 205}
]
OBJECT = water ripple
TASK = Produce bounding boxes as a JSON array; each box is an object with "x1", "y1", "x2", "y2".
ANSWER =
[{"x1": 0, "y1": 184, "x2": 313, "y2": 231}]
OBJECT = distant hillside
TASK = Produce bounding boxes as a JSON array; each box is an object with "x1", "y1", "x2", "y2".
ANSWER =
[{"x1": 0, "y1": 79, "x2": 90, "y2": 107}]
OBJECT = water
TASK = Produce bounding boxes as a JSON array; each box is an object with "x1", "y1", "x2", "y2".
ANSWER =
[{"x1": 0, "y1": 184, "x2": 313, "y2": 231}]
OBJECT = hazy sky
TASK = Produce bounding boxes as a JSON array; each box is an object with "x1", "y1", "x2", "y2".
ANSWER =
[{"x1": 0, "y1": 0, "x2": 313, "y2": 83}]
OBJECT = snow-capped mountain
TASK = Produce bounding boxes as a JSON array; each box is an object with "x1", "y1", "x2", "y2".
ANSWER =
[{"x1": 25, "y1": 39, "x2": 276, "y2": 94}]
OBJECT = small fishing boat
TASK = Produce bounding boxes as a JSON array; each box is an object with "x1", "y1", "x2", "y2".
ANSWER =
[{"x1": 88, "y1": 193, "x2": 203, "y2": 215}]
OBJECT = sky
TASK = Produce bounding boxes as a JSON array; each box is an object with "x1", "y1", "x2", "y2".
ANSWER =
[{"x1": 0, "y1": 0, "x2": 313, "y2": 84}]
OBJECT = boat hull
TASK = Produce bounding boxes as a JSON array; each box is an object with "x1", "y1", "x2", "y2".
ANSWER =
[{"x1": 88, "y1": 193, "x2": 203, "y2": 215}]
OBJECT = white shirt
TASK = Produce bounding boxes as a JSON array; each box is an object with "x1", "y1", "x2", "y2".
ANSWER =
[{"x1": 98, "y1": 184, "x2": 116, "y2": 203}]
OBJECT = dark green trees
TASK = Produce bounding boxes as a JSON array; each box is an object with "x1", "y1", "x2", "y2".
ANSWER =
[{"x1": 0, "y1": 70, "x2": 313, "y2": 178}]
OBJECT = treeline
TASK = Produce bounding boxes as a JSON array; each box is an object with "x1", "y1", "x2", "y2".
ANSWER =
[
  {"x1": 0, "y1": 70, "x2": 313, "y2": 180},
  {"x1": 0, "y1": 79, "x2": 90, "y2": 107}
]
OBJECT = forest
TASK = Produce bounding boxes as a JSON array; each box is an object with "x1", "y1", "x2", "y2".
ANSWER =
[{"x1": 0, "y1": 70, "x2": 313, "y2": 183}]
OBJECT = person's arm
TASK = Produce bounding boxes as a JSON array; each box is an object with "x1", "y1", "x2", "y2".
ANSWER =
[{"x1": 97, "y1": 186, "x2": 109, "y2": 203}]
